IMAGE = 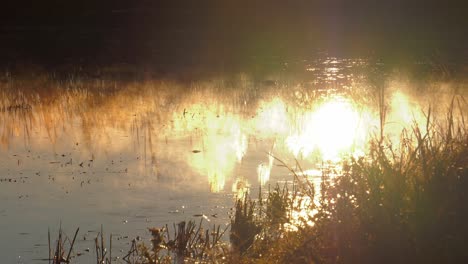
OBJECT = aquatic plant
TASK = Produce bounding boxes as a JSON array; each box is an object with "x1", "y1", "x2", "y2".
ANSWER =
[
  {"x1": 48, "y1": 226, "x2": 79, "y2": 264},
  {"x1": 122, "y1": 219, "x2": 228, "y2": 264}
]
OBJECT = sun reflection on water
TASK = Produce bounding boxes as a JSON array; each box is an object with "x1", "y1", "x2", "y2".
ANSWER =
[
  {"x1": 254, "y1": 98, "x2": 290, "y2": 136},
  {"x1": 185, "y1": 118, "x2": 247, "y2": 193},
  {"x1": 284, "y1": 195, "x2": 317, "y2": 232},
  {"x1": 1, "y1": 74, "x2": 461, "y2": 196},
  {"x1": 232, "y1": 177, "x2": 251, "y2": 198},
  {"x1": 286, "y1": 97, "x2": 371, "y2": 161},
  {"x1": 257, "y1": 151, "x2": 275, "y2": 186},
  {"x1": 386, "y1": 90, "x2": 427, "y2": 141}
]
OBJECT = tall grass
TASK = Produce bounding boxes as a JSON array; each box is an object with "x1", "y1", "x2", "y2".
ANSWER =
[{"x1": 227, "y1": 95, "x2": 467, "y2": 264}]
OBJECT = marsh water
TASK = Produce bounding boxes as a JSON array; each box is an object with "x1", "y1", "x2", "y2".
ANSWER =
[{"x1": 0, "y1": 57, "x2": 465, "y2": 263}]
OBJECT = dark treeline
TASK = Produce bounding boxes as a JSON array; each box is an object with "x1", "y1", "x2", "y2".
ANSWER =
[{"x1": 0, "y1": 0, "x2": 466, "y2": 73}]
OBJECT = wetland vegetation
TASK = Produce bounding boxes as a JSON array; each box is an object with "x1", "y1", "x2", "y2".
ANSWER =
[{"x1": 1, "y1": 60, "x2": 467, "y2": 263}]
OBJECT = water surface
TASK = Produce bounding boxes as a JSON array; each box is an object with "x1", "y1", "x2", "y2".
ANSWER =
[{"x1": 1, "y1": 57, "x2": 464, "y2": 263}]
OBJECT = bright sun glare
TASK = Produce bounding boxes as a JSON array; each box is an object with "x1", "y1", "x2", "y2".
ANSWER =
[
  {"x1": 158, "y1": 88, "x2": 427, "y2": 193},
  {"x1": 286, "y1": 97, "x2": 368, "y2": 161}
]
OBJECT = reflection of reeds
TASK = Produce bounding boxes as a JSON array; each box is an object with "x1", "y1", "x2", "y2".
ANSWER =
[{"x1": 0, "y1": 72, "x2": 260, "y2": 156}]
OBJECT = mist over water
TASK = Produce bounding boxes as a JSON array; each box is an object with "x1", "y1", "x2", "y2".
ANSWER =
[{"x1": 0, "y1": 57, "x2": 466, "y2": 263}]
